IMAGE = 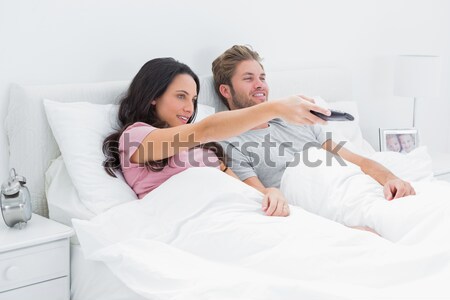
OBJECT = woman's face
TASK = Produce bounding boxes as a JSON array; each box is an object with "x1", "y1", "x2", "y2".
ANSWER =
[{"x1": 154, "y1": 74, "x2": 198, "y2": 127}]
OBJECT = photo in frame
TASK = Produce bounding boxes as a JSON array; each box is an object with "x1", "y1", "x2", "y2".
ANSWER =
[{"x1": 379, "y1": 128, "x2": 419, "y2": 153}]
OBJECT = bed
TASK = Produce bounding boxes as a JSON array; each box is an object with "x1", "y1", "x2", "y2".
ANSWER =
[{"x1": 6, "y1": 68, "x2": 450, "y2": 299}]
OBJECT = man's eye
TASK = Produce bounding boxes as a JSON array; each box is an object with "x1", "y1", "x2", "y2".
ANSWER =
[
  {"x1": 244, "y1": 78, "x2": 252, "y2": 81},
  {"x1": 260, "y1": 77, "x2": 266, "y2": 82}
]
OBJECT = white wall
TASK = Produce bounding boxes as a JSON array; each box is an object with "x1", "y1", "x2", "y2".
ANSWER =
[{"x1": 1, "y1": 0, "x2": 449, "y2": 181}]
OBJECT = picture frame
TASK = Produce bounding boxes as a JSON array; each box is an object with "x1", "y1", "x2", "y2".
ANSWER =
[{"x1": 379, "y1": 128, "x2": 419, "y2": 153}]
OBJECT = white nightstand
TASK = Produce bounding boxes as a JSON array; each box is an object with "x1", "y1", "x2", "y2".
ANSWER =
[
  {"x1": 0, "y1": 214, "x2": 74, "y2": 300},
  {"x1": 432, "y1": 153, "x2": 450, "y2": 182}
]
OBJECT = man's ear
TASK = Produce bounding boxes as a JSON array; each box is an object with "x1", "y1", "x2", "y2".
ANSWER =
[{"x1": 219, "y1": 84, "x2": 231, "y2": 100}]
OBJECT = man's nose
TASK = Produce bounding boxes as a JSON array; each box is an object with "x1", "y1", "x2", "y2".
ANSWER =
[{"x1": 254, "y1": 78, "x2": 264, "y2": 89}]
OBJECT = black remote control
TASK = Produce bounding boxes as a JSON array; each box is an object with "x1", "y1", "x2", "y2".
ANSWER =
[{"x1": 310, "y1": 109, "x2": 354, "y2": 121}]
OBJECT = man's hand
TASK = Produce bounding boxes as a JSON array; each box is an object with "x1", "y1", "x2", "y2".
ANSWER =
[
  {"x1": 325, "y1": 143, "x2": 417, "y2": 202},
  {"x1": 262, "y1": 188, "x2": 290, "y2": 217},
  {"x1": 383, "y1": 178, "x2": 416, "y2": 200}
]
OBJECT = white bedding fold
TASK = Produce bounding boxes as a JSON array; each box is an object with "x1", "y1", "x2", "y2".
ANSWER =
[
  {"x1": 73, "y1": 168, "x2": 450, "y2": 300},
  {"x1": 281, "y1": 147, "x2": 450, "y2": 245}
]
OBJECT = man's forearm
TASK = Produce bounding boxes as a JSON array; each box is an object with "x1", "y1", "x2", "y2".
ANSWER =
[
  {"x1": 243, "y1": 176, "x2": 267, "y2": 194},
  {"x1": 323, "y1": 141, "x2": 399, "y2": 186},
  {"x1": 359, "y1": 157, "x2": 398, "y2": 186}
]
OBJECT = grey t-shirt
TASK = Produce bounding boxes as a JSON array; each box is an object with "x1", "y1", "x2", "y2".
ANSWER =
[{"x1": 220, "y1": 119, "x2": 328, "y2": 188}]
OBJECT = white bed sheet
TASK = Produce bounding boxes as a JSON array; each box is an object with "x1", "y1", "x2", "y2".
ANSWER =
[
  {"x1": 71, "y1": 244, "x2": 147, "y2": 300},
  {"x1": 73, "y1": 168, "x2": 450, "y2": 300}
]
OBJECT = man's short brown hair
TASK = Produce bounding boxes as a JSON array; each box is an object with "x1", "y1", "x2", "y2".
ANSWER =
[{"x1": 212, "y1": 45, "x2": 263, "y2": 109}]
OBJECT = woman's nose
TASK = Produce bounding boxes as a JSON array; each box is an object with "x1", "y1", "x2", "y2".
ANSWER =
[{"x1": 184, "y1": 101, "x2": 194, "y2": 113}]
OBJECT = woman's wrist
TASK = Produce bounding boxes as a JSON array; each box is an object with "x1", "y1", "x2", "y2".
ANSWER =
[
  {"x1": 266, "y1": 101, "x2": 281, "y2": 119},
  {"x1": 220, "y1": 161, "x2": 228, "y2": 172},
  {"x1": 251, "y1": 101, "x2": 279, "y2": 123}
]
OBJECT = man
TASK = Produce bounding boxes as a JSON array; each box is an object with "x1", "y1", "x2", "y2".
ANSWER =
[{"x1": 212, "y1": 45, "x2": 415, "y2": 217}]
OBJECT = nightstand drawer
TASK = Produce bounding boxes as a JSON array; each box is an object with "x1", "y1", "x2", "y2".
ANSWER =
[
  {"x1": 0, "y1": 276, "x2": 69, "y2": 300},
  {"x1": 0, "y1": 239, "x2": 69, "y2": 293}
]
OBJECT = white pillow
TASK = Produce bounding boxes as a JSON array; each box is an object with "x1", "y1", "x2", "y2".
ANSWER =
[
  {"x1": 43, "y1": 100, "x2": 217, "y2": 215},
  {"x1": 45, "y1": 156, "x2": 96, "y2": 226},
  {"x1": 44, "y1": 100, "x2": 138, "y2": 214},
  {"x1": 368, "y1": 146, "x2": 434, "y2": 182},
  {"x1": 6, "y1": 81, "x2": 130, "y2": 217},
  {"x1": 194, "y1": 103, "x2": 215, "y2": 122},
  {"x1": 313, "y1": 97, "x2": 375, "y2": 156}
]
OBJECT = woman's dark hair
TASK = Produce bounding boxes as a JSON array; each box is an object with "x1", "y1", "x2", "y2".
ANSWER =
[{"x1": 103, "y1": 57, "x2": 226, "y2": 176}]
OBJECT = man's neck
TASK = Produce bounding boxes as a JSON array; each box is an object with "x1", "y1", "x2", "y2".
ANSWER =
[{"x1": 228, "y1": 103, "x2": 270, "y2": 130}]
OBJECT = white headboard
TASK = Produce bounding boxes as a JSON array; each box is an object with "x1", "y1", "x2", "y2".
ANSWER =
[{"x1": 5, "y1": 68, "x2": 351, "y2": 216}]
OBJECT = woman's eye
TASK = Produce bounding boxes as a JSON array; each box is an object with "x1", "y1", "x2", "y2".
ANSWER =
[{"x1": 177, "y1": 94, "x2": 185, "y2": 99}]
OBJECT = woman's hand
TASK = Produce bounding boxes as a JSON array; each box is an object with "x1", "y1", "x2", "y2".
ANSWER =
[
  {"x1": 262, "y1": 187, "x2": 290, "y2": 217},
  {"x1": 275, "y1": 95, "x2": 330, "y2": 125}
]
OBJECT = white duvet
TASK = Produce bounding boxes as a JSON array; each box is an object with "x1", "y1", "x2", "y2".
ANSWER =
[
  {"x1": 281, "y1": 147, "x2": 450, "y2": 246},
  {"x1": 73, "y1": 166, "x2": 450, "y2": 300}
]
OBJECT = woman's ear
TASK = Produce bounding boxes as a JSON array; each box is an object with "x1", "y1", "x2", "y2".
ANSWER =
[{"x1": 151, "y1": 100, "x2": 156, "y2": 105}]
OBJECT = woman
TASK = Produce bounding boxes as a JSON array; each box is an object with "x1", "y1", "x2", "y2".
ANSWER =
[{"x1": 103, "y1": 58, "x2": 329, "y2": 217}]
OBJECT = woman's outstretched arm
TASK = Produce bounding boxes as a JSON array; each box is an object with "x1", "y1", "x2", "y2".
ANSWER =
[{"x1": 131, "y1": 96, "x2": 330, "y2": 163}]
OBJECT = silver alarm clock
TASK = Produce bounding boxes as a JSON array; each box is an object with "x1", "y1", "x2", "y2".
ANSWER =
[{"x1": 1, "y1": 168, "x2": 32, "y2": 228}]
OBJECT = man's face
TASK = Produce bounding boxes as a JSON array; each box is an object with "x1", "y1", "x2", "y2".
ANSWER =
[{"x1": 226, "y1": 60, "x2": 269, "y2": 110}]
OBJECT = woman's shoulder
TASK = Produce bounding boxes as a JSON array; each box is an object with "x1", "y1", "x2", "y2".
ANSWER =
[
  {"x1": 124, "y1": 121, "x2": 155, "y2": 132},
  {"x1": 119, "y1": 122, "x2": 157, "y2": 146}
]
